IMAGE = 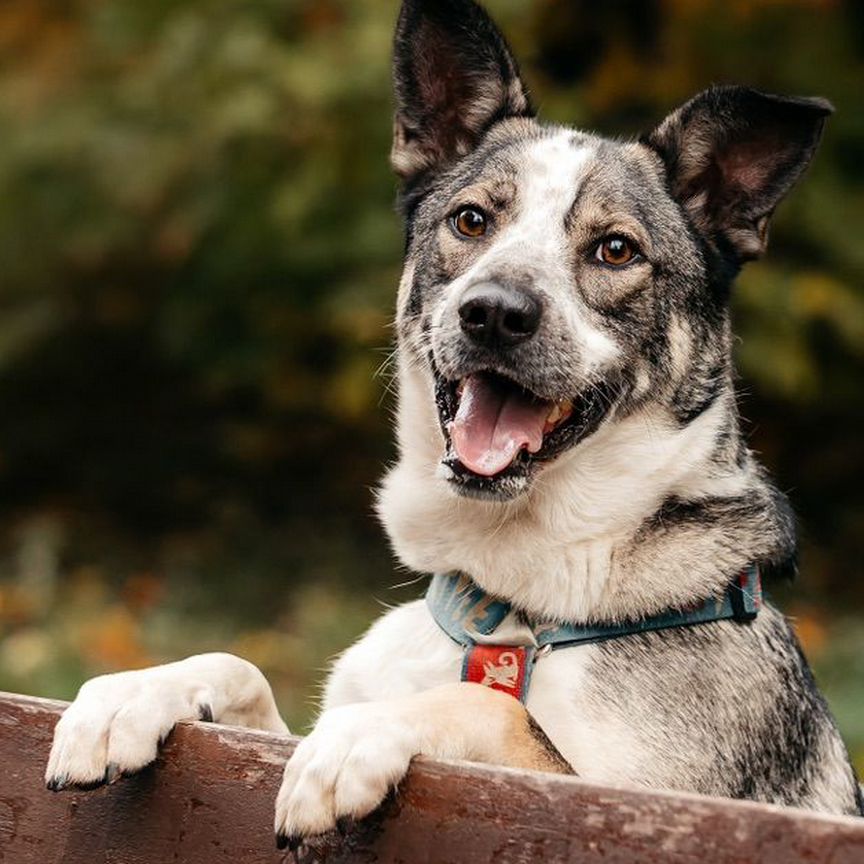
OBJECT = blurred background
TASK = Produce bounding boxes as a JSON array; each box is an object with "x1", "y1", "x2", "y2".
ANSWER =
[{"x1": 0, "y1": 0, "x2": 862, "y2": 768}]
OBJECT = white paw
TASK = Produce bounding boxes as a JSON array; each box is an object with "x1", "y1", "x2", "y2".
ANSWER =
[
  {"x1": 45, "y1": 669, "x2": 215, "y2": 790},
  {"x1": 274, "y1": 702, "x2": 418, "y2": 848}
]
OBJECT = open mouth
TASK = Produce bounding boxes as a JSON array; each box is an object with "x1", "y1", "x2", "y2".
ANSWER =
[{"x1": 435, "y1": 368, "x2": 615, "y2": 499}]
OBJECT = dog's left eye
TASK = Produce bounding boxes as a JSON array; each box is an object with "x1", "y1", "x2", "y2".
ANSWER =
[
  {"x1": 595, "y1": 236, "x2": 638, "y2": 266},
  {"x1": 452, "y1": 207, "x2": 487, "y2": 238}
]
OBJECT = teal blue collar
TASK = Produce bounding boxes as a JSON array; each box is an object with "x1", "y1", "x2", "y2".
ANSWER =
[
  {"x1": 426, "y1": 567, "x2": 762, "y2": 703},
  {"x1": 427, "y1": 566, "x2": 762, "y2": 649}
]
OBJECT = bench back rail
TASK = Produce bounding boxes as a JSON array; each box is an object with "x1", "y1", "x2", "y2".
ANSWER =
[{"x1": 1, "y1": 692, "x2": 863, "y2": 863}]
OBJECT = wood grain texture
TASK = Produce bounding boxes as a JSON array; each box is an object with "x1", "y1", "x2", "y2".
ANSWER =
[{"x1": 1, "y1": 691, "x2": 863, "y2": 863}]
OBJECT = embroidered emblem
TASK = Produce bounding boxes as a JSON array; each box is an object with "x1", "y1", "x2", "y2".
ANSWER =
[
  {"x1": 462, "y1": 644, "x2": 535, "y2": 703},
  {"x1": 481, "y1": 651, "x2": 519, "y2": 689}
]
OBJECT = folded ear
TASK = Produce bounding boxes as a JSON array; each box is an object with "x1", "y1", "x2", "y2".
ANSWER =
[
  {"x1": 645, "y1": 86, "x2": 833, "y2": 262},
  {"x1": 391, "y1": 0, "x2": 533, "y2": 183}
]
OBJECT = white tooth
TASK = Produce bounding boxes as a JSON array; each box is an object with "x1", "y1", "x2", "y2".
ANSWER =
[{"x1": 547, "y1": 399, "x2": 574, "y2": 428}]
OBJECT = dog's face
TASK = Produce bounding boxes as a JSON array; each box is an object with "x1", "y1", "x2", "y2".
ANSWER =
[{"x1": 389, "y1": 0, "x2": 830, "y2": 503}]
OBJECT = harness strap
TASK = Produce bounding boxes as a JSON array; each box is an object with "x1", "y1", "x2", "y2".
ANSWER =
[{"x1": 427, "y1": 565, "x2": 762, "y2": 703}]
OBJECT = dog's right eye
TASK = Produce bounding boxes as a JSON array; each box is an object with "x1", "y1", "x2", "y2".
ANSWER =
[
  {"x1": 452, "y1": 207, "x2": 487, "y2": 238},
  {"x1": 595, "y1": 235, "x2": 639, "y2": 266}
]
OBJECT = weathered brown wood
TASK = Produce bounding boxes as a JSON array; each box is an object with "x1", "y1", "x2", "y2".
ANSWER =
[{"x1": 1, "y1": 691, "x2": 862, "y2": 863}]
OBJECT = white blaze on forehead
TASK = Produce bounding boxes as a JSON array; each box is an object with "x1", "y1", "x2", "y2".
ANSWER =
[
  {"x1": 517, "y1": 132, "x2": 595, "y2": 233},
  {"x1": 503, "y1": 131, "x2": 619, "y2": 369}
]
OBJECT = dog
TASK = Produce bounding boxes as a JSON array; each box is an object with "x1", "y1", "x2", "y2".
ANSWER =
[{"x1": 46, "y1": 0, "x2": 863, "y2": 852}]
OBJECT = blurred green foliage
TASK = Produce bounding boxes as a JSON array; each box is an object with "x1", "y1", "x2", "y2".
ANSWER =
[{"x1": 0, "y1": 0, "x2": 862, "y2": 763}]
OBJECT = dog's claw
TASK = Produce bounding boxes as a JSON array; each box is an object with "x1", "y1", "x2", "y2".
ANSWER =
[
  {"x1": 276, "y1": 833, "x2": 302, "y2": 852},
  {"x1": 47, "y1": 773, "x2": 109, "y2": 792},
  {"x1": 104, "y1": 762, "x2": 121, "y2": 784},
  {"x1": 197, "y1": 703, "x2": 214, "y2": 723}
]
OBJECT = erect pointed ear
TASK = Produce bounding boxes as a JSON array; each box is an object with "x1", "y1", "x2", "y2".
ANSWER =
[
  {"x1": 391, "y1": 0, "x2": 533, "y2": 183},
  {"x1": 644, "y1": 86, "x2": 833, "y2": 262}
]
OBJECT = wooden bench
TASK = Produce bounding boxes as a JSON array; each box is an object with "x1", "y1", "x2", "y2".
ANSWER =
[{"x1": 2, "y1": 691, "x2": 862, "y2": 863}]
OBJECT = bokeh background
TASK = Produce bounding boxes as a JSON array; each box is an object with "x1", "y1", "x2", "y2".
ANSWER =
[{"x1": 0, "y1": 0, "x2": 862, "y2": 769}]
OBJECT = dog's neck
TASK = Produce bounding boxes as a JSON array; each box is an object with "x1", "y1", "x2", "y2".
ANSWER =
[{"x1": 377, "y1": 362, "x2": 788, "y2": 623}]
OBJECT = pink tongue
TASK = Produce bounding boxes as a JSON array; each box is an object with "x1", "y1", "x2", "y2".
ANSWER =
[{"x1": 451, "y1": 375, "x2": 550, "y2": 477}]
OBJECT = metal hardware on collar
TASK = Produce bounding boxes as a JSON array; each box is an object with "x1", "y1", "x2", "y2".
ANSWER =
[{"x1": 427, "y1": 565, "x2": 762, "y2": 703}]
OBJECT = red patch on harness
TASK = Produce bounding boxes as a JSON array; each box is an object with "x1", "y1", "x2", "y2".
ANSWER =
[{"x1": 462, "y1": 645, "x2": 534, "y2": 702}]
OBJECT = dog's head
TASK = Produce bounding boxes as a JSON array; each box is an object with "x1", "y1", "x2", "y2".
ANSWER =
[{"x1": 387, "y1": 0, "x2": 830, "y2": 506}]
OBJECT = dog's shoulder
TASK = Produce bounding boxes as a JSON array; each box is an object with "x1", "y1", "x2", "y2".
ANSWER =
[{"x1": 577, "y1": 604, "x2": 860, "y2": 812}]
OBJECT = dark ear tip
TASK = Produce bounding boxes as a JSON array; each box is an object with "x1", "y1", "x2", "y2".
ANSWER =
[
  {"x1": 757, "y1": 88, "x2": 834, "y2": 119},
  {"x1": 712, "y1": 85, "x2": 834, "y2": 114},
  {"x1": 773, "y1": 92, "x2": 834, "y2": 118},
  {"x1": 397, "y1": 0, "x2": 482, "y2": 26},
  {"x1": 809, "y1": 96, "x2": 835, "y2": 117}
]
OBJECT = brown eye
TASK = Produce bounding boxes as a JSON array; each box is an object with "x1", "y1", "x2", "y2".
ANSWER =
[
  {"x1": 453, "y1": 206, "x2": 487, "y2": 238},
  {"x1": 596, "y1": 235, "x2": 637, "y2": 266}
]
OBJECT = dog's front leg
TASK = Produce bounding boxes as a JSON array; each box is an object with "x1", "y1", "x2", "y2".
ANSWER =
[
  {"x1": 46, "y1": 652, "x2": 287, "y2": 790},
  {"x1": 274, "y1": 682, "x2": 571, "y2": 846}
]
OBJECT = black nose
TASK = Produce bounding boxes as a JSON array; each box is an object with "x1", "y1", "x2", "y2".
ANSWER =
[{"x1": 458, "y1": 283, "x2": 542, "y2": 349}]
